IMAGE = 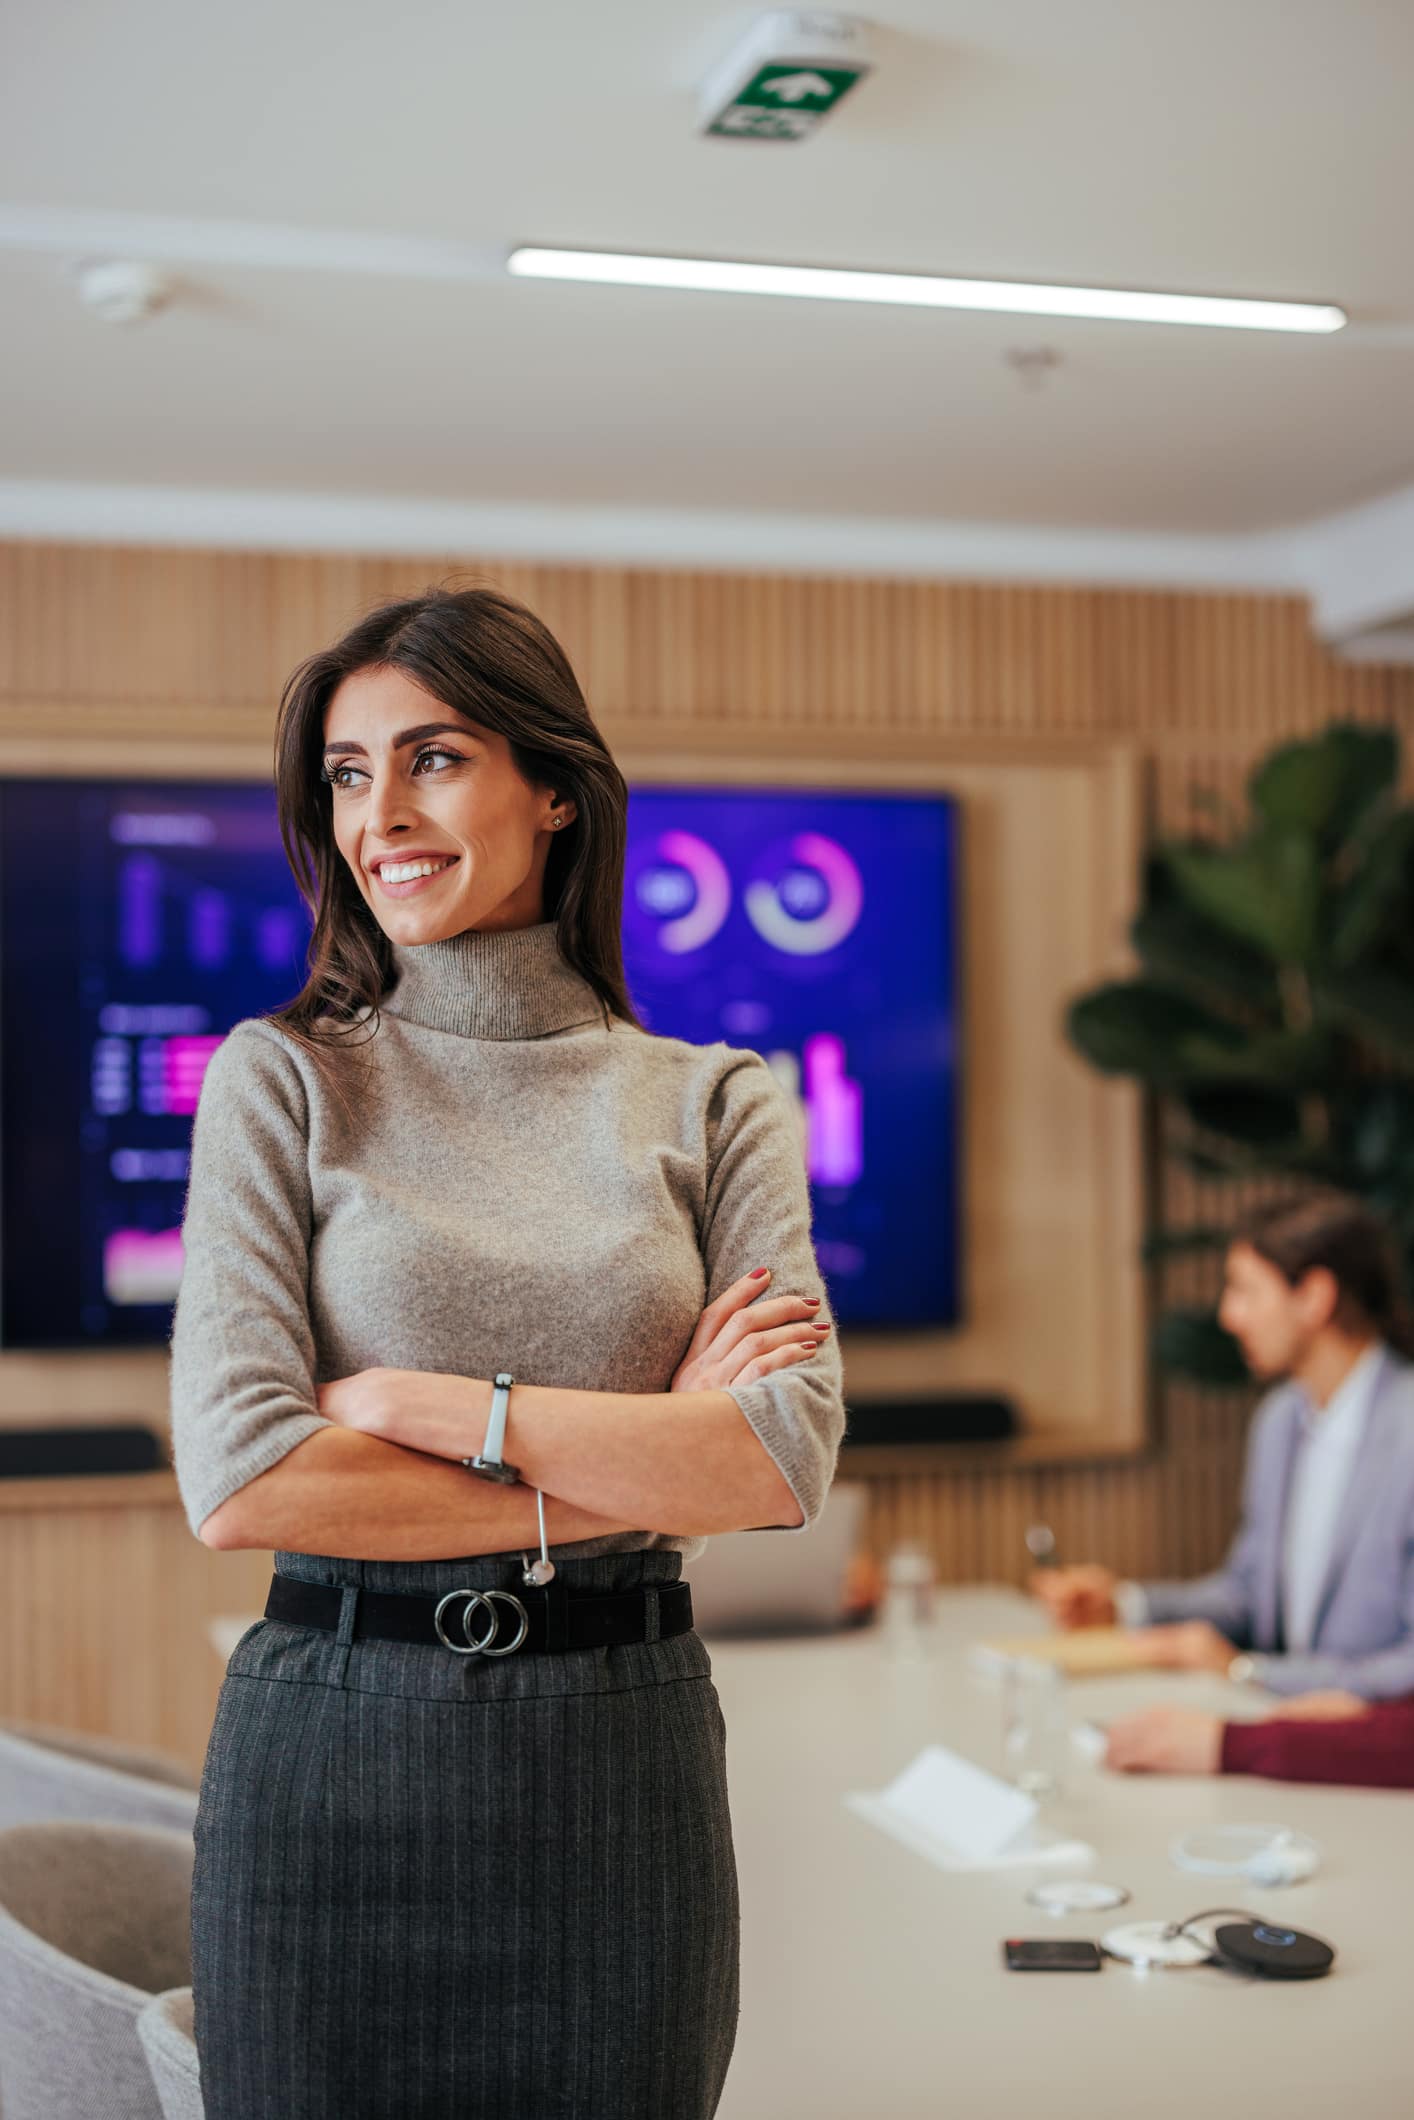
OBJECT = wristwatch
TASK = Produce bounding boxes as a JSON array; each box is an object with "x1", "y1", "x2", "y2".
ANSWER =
[
  {"x1": 1227, "y1": 1653, "x2": 1259, "y2": 1686},
  {"x1": 463, "y1": 1372, "x2": 522, "y2": 1485}
]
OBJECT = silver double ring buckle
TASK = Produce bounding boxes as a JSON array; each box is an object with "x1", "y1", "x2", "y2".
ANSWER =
[{"x1": 433, "y1": 1588, "x2": 530, "y2": 1658}]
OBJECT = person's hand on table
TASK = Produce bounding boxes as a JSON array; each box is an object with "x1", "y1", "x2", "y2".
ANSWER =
[
  {"x1": 1028, "y1": 1564, "x2": 1119, "y2": 1630},
  {"x1": 1105, "y1": 1706, "x2": 1224, "y2": 1776},
  {"x1": 1264, "y1": 1690, "x2": 1373, "y2": 1722},
  {"x1": 1132, "y1": 1619, "x2": 1240, "y2": 1674},
  {"x1": 1105, "y1": 1685, "x2": 1375, "y2": 1777}
]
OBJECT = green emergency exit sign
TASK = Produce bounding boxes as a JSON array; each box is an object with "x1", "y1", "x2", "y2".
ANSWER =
[
  {"x1": 699, "y1": 12, "x2": 872, "y2": 144},
  {"x1": 708, "y1": 62, "x2": 865, "y2": 141}
]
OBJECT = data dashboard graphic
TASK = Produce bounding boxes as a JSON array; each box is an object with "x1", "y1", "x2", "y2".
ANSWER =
[
  {"x1": 1, "y1": 782, "x2": 315, "y2": 1347},
  {"x1": 1, "y1": 778, "x2": 958, "y2": 1345},
  {"x1": 625, "y1": 789, "x2": 958, "y2": 1325}
]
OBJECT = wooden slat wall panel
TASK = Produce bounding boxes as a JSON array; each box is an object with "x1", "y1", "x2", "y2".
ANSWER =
[
  {"x1": 0, "y1": 1481, "x2": 273, "y2": 1767},
  {"x1": 5, "y1": 541, "x2": 1414, "y2": 1758}
]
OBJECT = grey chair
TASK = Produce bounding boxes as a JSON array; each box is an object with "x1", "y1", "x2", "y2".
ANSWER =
[
  {"x1": 0, "y1": 1721, "x2": 198, "y2": 1833},
  {"x1": 137, "y1": 1987, "x2": 204, "y2": 2120},
  {"x1": 0, "y1": 1820, "x2": 193, "y2": 2120}
]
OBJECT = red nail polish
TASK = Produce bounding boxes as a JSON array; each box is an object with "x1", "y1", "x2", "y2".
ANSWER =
[
  {"x1": 803, "y1": 1297, "x2": 821, "y2": 1308},
  {"x1": 749, "y1": 1267, "x2": 770, "y2": 1279}
]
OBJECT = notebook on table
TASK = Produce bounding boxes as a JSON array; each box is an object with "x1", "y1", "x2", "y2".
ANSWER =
[{"x1": 970, "y1": 1627, "x2": 1153, "y2": 1677}]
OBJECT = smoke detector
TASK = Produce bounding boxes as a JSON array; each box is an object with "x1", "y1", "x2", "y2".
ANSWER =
[
  {"x1": 75, "y1": 259, "x2": 176, "y2": 325},
  {"x1": 1004, "y1": 345, "x2": 1063, "y2": 390}
]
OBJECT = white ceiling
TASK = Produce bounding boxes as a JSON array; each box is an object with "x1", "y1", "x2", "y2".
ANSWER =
[{"x1": 4, "y1": 0, "x2": 1414, "y2": 605}]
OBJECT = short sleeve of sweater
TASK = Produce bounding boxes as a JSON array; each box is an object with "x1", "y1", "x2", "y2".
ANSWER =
[
  {"x1": 701, "y1": 1051, "x2": 846, "y2": 1532},
  {"x1": 169, "y1": 1020, "x2": 331, "y2": 1536}
]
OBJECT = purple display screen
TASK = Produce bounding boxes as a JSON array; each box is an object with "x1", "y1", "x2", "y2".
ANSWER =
[
  {"x1": 1, "y1": 778, "x2": 958, "y2": 1346},
  {"x1": 624, "y1": 788, "x2": 959, "y2": 1328}
]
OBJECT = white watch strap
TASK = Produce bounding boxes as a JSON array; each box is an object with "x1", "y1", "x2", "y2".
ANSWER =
[{"x1": 482, "y1": 1371, "x2": 514, "y2": 1463}]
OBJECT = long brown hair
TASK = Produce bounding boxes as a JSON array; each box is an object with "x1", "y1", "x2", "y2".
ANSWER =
[
  {"x1": 1234, "y1": 1192, "x2": 1414, "y2": 1359},
  {"x1": 267, "y1": 584, "x2": 641, "y2": 1075}
]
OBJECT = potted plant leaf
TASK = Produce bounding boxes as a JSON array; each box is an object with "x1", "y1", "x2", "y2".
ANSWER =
[{"x1": 1066, "y1": 722, "x2": 1414, "y2": 1384}]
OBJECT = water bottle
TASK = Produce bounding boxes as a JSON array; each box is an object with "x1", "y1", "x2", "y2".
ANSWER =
[{"x1": 881, "y1": 1540, "x2": 937, "y2": 1659}]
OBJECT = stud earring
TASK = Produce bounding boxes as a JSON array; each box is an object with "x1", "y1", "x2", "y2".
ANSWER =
[{"x1": 551, "y1": 816, "x2": 562, "y2": 828}]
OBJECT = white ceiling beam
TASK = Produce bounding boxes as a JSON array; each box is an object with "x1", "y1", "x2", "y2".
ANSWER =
[
  {"x1": 0, "y1": 476, "x2": 1309, "y2": 593},
  {"x1": 1291, "y1": 481, "x2": 1414, "y2": 648}
]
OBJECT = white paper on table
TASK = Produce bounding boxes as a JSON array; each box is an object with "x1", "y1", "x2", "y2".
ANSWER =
[{"x1": 844, "y1": 1743, "x2": 1096, "y2": 1875}]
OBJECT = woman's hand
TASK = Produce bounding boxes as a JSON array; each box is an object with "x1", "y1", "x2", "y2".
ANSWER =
[
  {"x1": 671, "y1": 1268, "x2": 831, "y2": 1393},
  {"x1": 317, "y1": 1367, "x2": 483, "y2": 1460},
  {"x1": 317, "y1": 1266, "x2": 832, "y2": 1462}
]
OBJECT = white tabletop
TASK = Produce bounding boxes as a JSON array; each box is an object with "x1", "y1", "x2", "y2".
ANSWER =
[{"x1": 710, "y1": 1588, "x2": 1412, "y2": 2120}]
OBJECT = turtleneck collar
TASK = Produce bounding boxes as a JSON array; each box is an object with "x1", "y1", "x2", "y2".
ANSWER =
[{"x1": 381, "y1": 920, "x2": 607, "y2": 1041}]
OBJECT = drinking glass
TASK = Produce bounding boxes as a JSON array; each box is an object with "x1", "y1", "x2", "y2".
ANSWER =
[{"x1": 1002, "y1": 1656, "x2": 1069, "y2": 1799}]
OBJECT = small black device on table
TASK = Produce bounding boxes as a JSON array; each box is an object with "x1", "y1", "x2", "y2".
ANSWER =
[{"x1": 1004, "y1": 1939, "x2": 1104, "y2": 1973}]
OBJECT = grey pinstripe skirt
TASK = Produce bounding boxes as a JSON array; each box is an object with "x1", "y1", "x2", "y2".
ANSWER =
[{"x1": 192, "y1": 1548, "x2": 740, "y2": 2120}]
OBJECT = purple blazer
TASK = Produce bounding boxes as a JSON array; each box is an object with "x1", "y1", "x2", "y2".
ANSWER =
[{"x1": 1139, "y1": 1351, "x2": 1414, "y2": 1699}]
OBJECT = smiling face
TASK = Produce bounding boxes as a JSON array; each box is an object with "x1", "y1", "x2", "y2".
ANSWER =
[{"x1": 321, "y1": 664, "x2": 576, "y2": 945}]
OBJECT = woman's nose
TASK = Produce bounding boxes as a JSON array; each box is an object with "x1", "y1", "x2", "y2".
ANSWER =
[{"x1": 365, "y1": 770, "x2": 418, "y2": 836}]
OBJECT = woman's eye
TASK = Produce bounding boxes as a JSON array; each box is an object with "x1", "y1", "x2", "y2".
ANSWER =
[{"x1": 321, "y1": 747, "x2": 462, "y2": 790}]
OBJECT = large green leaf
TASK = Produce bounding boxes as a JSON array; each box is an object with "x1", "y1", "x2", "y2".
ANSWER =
[
  {"x1": 1152, "y1": 1308, "x2": 1251, "y2": 1387},
  {"x1": 1166, "y1": 826, "x2": 1322, "y2": 964},
  {"x1": 1130, "y1": 895, "x2": 1278, "y2": 1006},
  {"x1": 1176, "y1": 1026, "x2": 1333, "y2": 1087},
  {"x1": 1249, "y1": 723, "x2": 1399, "y2": 847},
  {"x1": 1180, "y1": 1084, "x2": 1306, "y2": 1146},
  {"x1": 1065, "y1": 981, "x2": 1245, "y2": 1084},
  {"x1": 1313, "y1": 967, "x2": 1414, "y2": 1065},
  {"x1": 1328, "y1": 810, "x2": 1414, "y2": 968}
]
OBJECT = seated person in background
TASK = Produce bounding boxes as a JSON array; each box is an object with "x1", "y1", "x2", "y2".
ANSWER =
[
  {"x1": 1104, "y1": 1692, "x2": 1414, "y2": 1789},
  {"x1": 1030, "y1": 1193, "x2": 1414, "y2": 1700}
]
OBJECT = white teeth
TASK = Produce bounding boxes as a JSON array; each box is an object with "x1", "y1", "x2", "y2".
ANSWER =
[{"x1": 380, "y1": 858, "x2": 454, "y2": 884}]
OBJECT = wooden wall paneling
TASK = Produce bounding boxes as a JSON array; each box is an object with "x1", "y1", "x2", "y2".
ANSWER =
[
  {"x1": 6, "y1": 541, "x2": 1414, "y2": 1753},
  {"x1": 0, "y1": 1478, "x2": 273, "y2": 1771}
]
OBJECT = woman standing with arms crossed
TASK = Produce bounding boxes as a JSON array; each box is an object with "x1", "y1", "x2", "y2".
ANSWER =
[{"x1": 170, "y1": 586, "x2": 846, "y2": 2119}]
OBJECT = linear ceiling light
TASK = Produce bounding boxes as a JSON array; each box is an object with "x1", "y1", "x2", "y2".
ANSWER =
[{"x1": 507, "y1": 247, "x2": 1346, "y2": 334}]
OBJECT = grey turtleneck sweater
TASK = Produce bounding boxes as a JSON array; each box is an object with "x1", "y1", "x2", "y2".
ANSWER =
[{"x1": 168, "y1": 920, "x2": 846, "y2": 1560}]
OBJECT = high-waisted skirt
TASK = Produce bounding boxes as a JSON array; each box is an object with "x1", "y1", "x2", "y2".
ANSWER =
[{"x1": 191, "y1": 1547, "x2": 740, "y2": 2120}]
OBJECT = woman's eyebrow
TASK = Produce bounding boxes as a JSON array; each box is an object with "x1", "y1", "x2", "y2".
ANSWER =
[{"x1": 322, "y1": 721, "x2": 475, "y2": 757}]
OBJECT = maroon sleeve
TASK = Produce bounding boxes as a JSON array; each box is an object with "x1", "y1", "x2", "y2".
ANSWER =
[{"x1": 1221, "y1": 1701, "x2": 1414, "y2": 1788}]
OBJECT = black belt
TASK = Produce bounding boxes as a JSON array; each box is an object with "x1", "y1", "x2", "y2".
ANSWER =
[{"x1": 265, "y1": 1572, "x2": 693, "y2": 1659}]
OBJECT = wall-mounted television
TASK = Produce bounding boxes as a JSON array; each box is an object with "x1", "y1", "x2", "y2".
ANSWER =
[{"x1": 0, "y1": 777, "x2": 959, "y2": 1347}]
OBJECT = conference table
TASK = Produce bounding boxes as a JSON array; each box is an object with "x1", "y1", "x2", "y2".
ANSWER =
[
  {"x1": 210, "y1": 1588, "x2": 1413, "y2": 2117},
  {"x1": 709, "y1": 1587, "x2": 1411, "y2": 2119}
]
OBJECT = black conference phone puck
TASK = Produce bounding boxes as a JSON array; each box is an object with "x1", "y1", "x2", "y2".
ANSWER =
[{"x1": 1212, "y1": 1922, "x2": 1335, "y2": 1980}]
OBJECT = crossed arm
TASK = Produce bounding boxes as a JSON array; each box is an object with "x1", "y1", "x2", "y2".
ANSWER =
[
  {"x1": 199, "y1": 1271, "x2": 830, "y2": 1556},
  {"x1": 176, "y1": 1027, "x2": 845, "y2": 1563}
]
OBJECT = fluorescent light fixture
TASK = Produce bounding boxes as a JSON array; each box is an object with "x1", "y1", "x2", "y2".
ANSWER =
[{"x1": 508, "y1": 247, "x2": 1347, "y2": 334}]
